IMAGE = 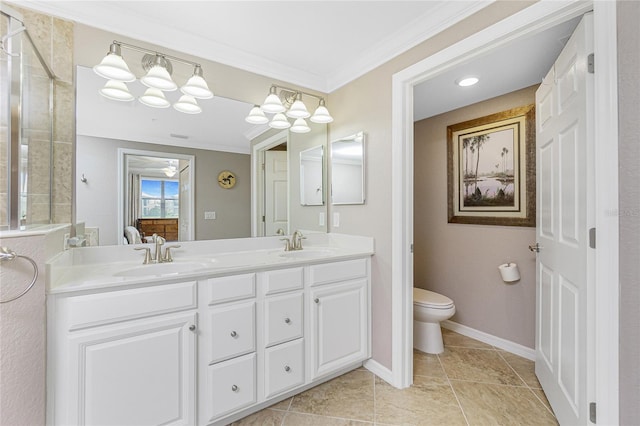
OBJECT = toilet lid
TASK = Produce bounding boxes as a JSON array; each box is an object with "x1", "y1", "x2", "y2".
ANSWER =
[{"x1": 413, "y1": 288, "x2": 454, "y2": 309}]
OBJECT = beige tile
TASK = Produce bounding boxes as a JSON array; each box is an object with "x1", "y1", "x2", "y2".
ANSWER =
[
  {"x1": 413, "y1": 349, "x2": 446, "y2": 379},
  {"x1": 289, "y1": 370, "x2": 374, "y2": 422},
  {"x1": 19, "y1": 8, "x2": 52, "y2": 68},
  {"x1": 52, "y1": 18, "x2": 73, "y2": 83},
  {"x1": 499, "y1": 351, "x2": 542, "y2": 389},
  {"x1": 439, "y1": 347, "x2": 524, "y2": 386},
  {"x1": 375, "y1": 375, "x2": 466, "y2": 425},
  {"x1": 231, "y1": 408, "x2": 286, "y2": 426},
  {"x1": 451, "y1": 381, "x2": 558, "y2": 426},
  {"x1": 53, "y1": 81, "x2": 74, "y2": 143},
  {"x1": 283, "y1": 412, "x2": 371, "y2": 425},
  {"x1": 269, "y1": 396, "x2": 293, "y2": 411},
  {"x1": 52, "y1": 202, "x2": 71, "y2": 224},
  {"x1": 532, "y1": 388, "x2": 555, "y2": 414},
  {"x1": 442, "y1": 329, "x2": 493, "y2": 349},
  {"x1": 53, "y1": 141, "x2": 72, "y2": 205}
]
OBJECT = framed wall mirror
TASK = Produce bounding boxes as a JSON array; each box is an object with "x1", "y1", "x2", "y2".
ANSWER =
[
  {"x1": 299, "y1": 145, "x2": 324, "y2": 206},
  {"x1": 331, "y1": 132, "x2": 365, "y2": 205}
]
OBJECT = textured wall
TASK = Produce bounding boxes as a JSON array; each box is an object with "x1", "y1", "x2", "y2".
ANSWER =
[
  {"x1": 617, "y1": 1, "x2": 640, "y2": 423},
  {"x1": 0, "y1": 226, "x2": 68, "y2": 425},
  {"x1": 414, "y1": 86, "x2": 538, "y2": 348}
]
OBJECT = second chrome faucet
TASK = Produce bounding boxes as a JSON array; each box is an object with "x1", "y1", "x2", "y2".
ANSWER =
[
  {"x1": 281, "y1": 230, "x2": 306, "y2": 251},
  {"x1": 135, "y1": 234, "x2": 181, "y2": 264}
]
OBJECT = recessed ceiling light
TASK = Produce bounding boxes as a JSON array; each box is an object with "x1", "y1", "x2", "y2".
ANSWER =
[{"x1": 456, "y1": 77, "x2": 479, "y2": 87}]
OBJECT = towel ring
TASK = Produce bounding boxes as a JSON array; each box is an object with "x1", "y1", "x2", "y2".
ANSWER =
[{"x1": 0, "y1": 247, "x2": 39, "y2": 304}]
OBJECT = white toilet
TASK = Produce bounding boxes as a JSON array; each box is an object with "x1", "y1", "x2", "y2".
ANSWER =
[{"x1": 413, "y1": 287, "x2": 456, "y2": 354}]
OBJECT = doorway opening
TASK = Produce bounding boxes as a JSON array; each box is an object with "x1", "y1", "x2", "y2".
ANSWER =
[{"x1": 391, "y1": 1, "x2": 619, "y2": 423}]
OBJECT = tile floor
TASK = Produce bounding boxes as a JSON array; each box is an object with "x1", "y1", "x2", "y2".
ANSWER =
[{"x1": 232, "y1": 329, "x2": 557, "y2": 425}]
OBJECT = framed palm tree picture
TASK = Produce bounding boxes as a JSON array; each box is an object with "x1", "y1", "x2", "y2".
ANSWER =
[{"x1": 447, "y1": 104, "x2": 535, "y2": 226}]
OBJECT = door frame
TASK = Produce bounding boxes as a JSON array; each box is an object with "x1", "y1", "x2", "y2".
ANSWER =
[
  {"x1": 250, "y1": 131, "x2": 289, "y2": 237},
  {"x1": 390, "y1": 1, "x2": 619, "y2": 423},
  {"x1": 117, "y1": 148, "x2": 195, "y2": 244}
]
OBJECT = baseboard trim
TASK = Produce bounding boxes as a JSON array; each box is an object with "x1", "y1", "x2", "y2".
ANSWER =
[
  {"x1": 442, "y1": 320, "x2": 536, "y2": 361},
  {"x1": 363, "y1": 358, "x2": 394, "y2": 384}
]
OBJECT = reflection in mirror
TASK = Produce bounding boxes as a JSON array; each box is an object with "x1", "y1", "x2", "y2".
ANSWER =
[
  {"x1": 300, "y1": 146, "x2": 324, "y2": 206},
  {"x1": 75, "y1": 65, "x2": 327, "y2": 245},
  {"x1": 331, "y1": 132, "x2": 365, "y2": 205}
]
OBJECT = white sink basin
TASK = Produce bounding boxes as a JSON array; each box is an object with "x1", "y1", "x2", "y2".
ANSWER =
[
  {"x1": 277, "y1": 248, "x2": 338, "y2": 259},
  {"x1": 113, "y1": 261, "x2": 212, "y2": 277}
]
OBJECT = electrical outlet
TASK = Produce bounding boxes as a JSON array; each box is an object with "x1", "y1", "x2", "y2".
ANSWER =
[
  {"x1": 319, "y1": 212, "x2": 325, "y2": 226},
  {"x1": 204, "y1": 211, "x2": 216, "y2": 220},
  {"x1": 333, "y1": 212, "x2": 340, "y2": 228}
]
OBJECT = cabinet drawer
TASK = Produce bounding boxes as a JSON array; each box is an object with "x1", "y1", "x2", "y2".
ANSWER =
[
  {"x1": 264, "y1": 339, "x2": 304, "y2": 398},
  {"x1": 65, "y1": 281, "x2": 197, "y2": 331},
  {"x1": 263, "y1": 267, "x2": 304, "y2": 295},
  {"x1": 264, "y1": 292, "x2": 303, "y2": 347},
  {"x1": 309, "y1": 258, "x2": 368, "y2": 286},
  {"x1": 206, "y1": 353, "x2": 256, "y2": 421},
  {"x1": 204, "y1": 273, "x2": 255, "y2": 305},
  {"x1": 208, "y1": 301, "x2": 255, "y2": 363}
]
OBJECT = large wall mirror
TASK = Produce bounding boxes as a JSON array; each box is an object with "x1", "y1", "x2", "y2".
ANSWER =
[
  {"x1": 331, "y1": 131, "x2": 365, "y2": 205},
  {"x1": 75, "y1": 64, "x2": 328, "y2": 246}
]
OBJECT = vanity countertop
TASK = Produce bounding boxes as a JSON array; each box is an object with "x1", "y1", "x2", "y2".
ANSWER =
[{"x1": 47, "y1": 233, "x2": 374, "y2": 294}]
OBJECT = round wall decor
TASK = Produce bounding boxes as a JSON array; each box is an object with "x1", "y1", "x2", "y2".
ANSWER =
[{"x1": 217, "y1": 170, "x2": 236, "y2": 189}]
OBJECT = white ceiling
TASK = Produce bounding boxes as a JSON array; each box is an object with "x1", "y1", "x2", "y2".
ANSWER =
[{"x1": 17, "y1": 0, "x2": 492, "y2": 92}]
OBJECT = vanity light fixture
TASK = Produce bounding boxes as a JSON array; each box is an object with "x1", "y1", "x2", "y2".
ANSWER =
[
  {"x1": 93, "y1": 40, "x2": 214, "y2": 113},
  {"x1": 247, "y1": 84, "x2": 333, "y2": 133},
  {"x1": 456, "y1": 76, "x2": 479, "y2": 87}
]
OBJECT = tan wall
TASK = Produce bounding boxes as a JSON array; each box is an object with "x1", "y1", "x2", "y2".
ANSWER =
[
  {"x1": 414, "y1": 85, "x2": 538, "y2": 348},
  {"x1": 327, "y1": 1, "x2": 534, "y2": 369},
  {"x1": 617, "y1": 1, "x2": 640, "y2": 423}
]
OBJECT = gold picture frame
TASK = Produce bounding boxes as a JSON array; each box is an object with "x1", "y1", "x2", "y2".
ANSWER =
[{"x1": 447, "y1": 105, "x2": 535, "y2": 226}]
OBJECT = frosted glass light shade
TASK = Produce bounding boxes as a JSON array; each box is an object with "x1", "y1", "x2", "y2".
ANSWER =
[
  {"x1": 173, "y1": 95, "x2": 202, "y2": 114},
  {"x1": 245, "y1": 106, "x2": 269, "y2": 124},
  {"x1": 141, "y1": 65, "x2": 177, "y2": 91},
  {"x1": 93, "y1": 52, "x2": 136, "y2": 82},
  {"x1": 261, "y1": 93, "x2": 285, "y2": 113},
  {"x1": 286, "y1": 99, "x2": 310, "y2": 119},
  {"x1": 181, "y1": 75, "x2": 213, "y2": 99},
  {"x1": 139, "y1": 88, "x2": 170, "y2": 108},
  {"x1": 269, "y1": 113, "x2": 291, "y2": 129},
  {"x1": 310, "y1": 105, "x2": 333, "y2": 123},
  {"x1": 290, "y1": 118, "x2": 311, "y2": 133},
  {"x1": 99, "y1": 80, "x2": 134, "y2": 101}
]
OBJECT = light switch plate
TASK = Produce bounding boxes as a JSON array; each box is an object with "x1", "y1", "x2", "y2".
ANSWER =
[
  {"x1": 204, "y1": 211, "x2": 216, "y2": 220},
  {"x1": 333, "y1": 212, "x2": 340, "y2": 228}
]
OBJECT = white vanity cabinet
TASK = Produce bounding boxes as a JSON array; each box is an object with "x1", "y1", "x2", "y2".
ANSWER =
[
  {"x1": 48, "y1": 252, "x2": 372, "y2": 426},
  {"x1": 309, "y1": 259, "x2": 370, "y2": 379},
  {"x1": 47, "y1": 281, "x2": 198, "y2": 426}
]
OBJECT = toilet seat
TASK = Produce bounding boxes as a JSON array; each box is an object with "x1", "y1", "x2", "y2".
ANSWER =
[{"x1": 413, "y1": 288, "x2": 454, "y2": 310}]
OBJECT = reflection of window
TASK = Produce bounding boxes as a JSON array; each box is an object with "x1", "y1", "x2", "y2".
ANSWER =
[{"x1": 141, "y1": 178, "x2": 179, "y2": 218}]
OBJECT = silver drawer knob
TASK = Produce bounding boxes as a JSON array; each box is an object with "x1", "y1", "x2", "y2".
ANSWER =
[
  {"x1": 189, "y1": 324, "x2": 196, "y2": 331},
  {"x1": 284, "y1": 365, "x2": 291, "y2": 372},
  {"x1": 314, "y1": 298, "x2": 319, "y2": 304},
  {"x1": 284, "y1": 317, "x2": 291, "y2": 324},
  {"x1": 231, "y1": 385, "x2": 238, "y2": 392},
  {"x1": 230, "y1": 331, "x2": 238, "y2": 338}
]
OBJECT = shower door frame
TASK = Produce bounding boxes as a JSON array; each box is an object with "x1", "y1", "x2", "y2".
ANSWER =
[{"x1": 1, "y1": 3, "x2": 55, "y2": 230}]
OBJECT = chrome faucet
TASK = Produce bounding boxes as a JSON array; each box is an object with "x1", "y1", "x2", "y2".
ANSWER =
[
  {"x1": 280, "y1": 230, "x2": 306, "y2": 252},
  {"x1": 153, "y1": 234, "x2": 166, "y2": 263}
]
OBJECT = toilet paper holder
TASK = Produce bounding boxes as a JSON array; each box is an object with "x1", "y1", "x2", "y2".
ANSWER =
[{"x1": 498, "y1": 262, "x2": 520, "y2": 283}]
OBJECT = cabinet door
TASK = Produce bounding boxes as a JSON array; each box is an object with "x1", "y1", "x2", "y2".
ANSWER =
[
  {"x1": 310, "y1": 279, "x2": 369, "y2": 379},
  {"x1": 67, "y1": 312, "x2": 197, "y2": 426}
]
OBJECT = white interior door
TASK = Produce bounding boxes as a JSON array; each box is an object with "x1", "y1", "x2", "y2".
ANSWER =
[
  {"x1": 179, "y1": 165, "x2": 191, "y2": 241},
  {"x1": 264, "y1": 150, "x2": 288, "y2": 236},
  {"x1": 534, "y1": 12, "x2": 594, "y2": 425}
]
